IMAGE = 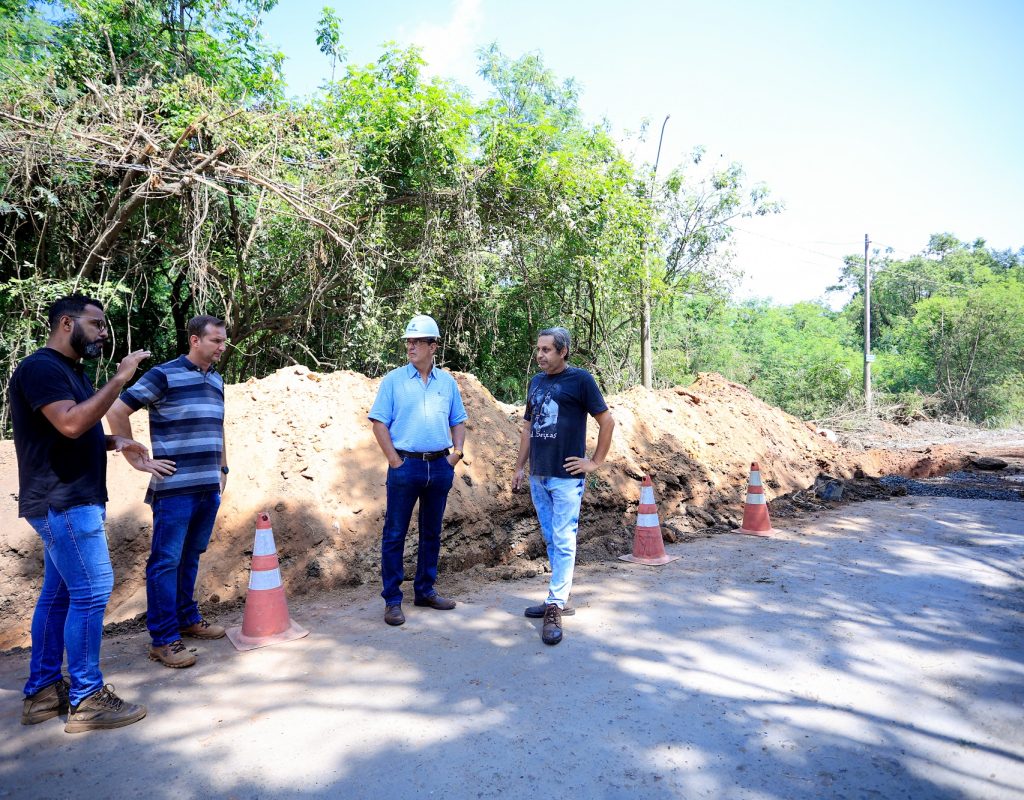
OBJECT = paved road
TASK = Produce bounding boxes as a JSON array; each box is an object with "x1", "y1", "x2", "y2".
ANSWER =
[{"x1": 2, "y1": 496, "x2": 1022, "y2": 799}]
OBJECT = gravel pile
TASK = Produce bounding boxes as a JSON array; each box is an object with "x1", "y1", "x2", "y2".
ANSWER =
[{"x1": 880, "y1": 471, "x2": 1024, "y2": 502}]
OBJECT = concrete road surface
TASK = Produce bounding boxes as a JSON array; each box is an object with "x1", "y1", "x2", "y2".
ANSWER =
[{"x1": 2, "y1": 496, "x2": 1023, "y2": 800}]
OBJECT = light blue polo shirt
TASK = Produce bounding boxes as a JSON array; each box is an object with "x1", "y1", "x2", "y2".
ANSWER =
[{"x1": 368, "y1": 363, "x2": 468, "y2": 452}]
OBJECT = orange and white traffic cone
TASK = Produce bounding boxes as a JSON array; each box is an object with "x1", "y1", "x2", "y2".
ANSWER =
[
  {"x1": 736, "y1": 462, "x2": 779, "y2": 536},
  {"x1": 226, "y1": 512, "x2": 309, "y2": 651},
  {"x1": 619, "y1": 476, "x2": 680, "y2": 565}
]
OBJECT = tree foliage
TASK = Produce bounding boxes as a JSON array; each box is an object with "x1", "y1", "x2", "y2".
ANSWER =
[
  {"x1": 14, "y1": 2, "x2": 1018, "y2": 434},
  {"x1": 2, "y1": 4, "x2": 781, "y2": 432}
]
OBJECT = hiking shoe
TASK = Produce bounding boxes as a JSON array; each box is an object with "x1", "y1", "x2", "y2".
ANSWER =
[
  {"x1": 22, "y1": 677, "x2": 70, "y2": 725},
  {"x1": 541, "y1": 603, "x2": 563, "y2": 646},
  {"x1": 384, "y1": 604, "x2": 405, "y2": 626},
  {"x1": 525, "y1": 602, "x2": 575, "y2": 618},
  {"x1": 180, "y1": 619, "x2": 226, "y2": 640},
  {"x1": 413, "y1": 594, "x2": 456, "y2": 610},
  {"x1": 65, "y1": 685, "x2": 146, "y2": 734},
  {"x1": 149, "y1": 639, "x2": 197, "y2": 668}
]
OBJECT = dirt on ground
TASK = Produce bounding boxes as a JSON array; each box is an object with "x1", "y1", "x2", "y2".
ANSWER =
[{"x1": 2, "y1": 368, "x2": 1021, "y2": 649}]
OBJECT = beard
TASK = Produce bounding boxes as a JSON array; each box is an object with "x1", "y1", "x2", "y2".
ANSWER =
[{"x1": 70, "y1": 323, "x2": 104, "y2": 360}]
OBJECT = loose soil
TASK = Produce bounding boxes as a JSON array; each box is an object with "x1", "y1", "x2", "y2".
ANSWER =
[{"x1": 2, "y1": 369, "x2": 1021, "y2": 649}]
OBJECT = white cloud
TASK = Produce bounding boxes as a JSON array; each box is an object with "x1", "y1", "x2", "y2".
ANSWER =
[{"x1": 404, "y1": 0, "x2": 485, "y2": 84}]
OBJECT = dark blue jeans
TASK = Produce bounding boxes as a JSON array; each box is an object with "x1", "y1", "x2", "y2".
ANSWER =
[
  {"x1": 381, "y1": 457, "x2": 455, "y2": 606},
  {"x1": 24, "y1": 504, "x2": 113, "y2": 706},
  {"x1": 147, "y1": 490, "x2": 221, "y2": 646}
]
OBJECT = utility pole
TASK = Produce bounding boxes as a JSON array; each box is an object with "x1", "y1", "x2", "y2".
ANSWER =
[
  {"x1": 863, "y1": 233, "x2": 873, "y2": 414},
  {"x1": 641, "y1": 114, "x2": 669, "y2": 389}
]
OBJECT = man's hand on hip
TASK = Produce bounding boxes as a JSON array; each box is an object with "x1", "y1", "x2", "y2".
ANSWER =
[{"x1": 564, "y1": 456, "x2": 600, "y2": 476}]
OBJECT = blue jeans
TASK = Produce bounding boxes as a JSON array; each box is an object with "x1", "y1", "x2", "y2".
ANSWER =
[
  {"x1": 24, "y1": 505, "x2": 113, "y2": 707},
  {"x1": 147, "y1": 490, "x2": 221, "y2": 646},
  {"x1": 381, "y1": 457, "x2": 455, "y2": 605},
  {"x1": 529, "y1": 476, "x2": 586, "y2": 608}
]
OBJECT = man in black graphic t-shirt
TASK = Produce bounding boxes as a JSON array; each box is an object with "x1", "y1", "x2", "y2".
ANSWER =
[{"x1": 513, "y1": 327, "x2": 615, "y2": 645}]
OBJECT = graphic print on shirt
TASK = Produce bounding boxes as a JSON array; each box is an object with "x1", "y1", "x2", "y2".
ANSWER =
[{"x1": 530, "y1": 386, "x2": 559, "y2": 440}]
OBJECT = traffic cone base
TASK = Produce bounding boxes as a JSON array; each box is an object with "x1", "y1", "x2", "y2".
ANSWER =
[
  {"x1": 226, "y1": 618, "x2": 308, "y2": 652},
  {"x1": 620, "y1": 477, "x2": 680, "y2": 566},
  {"x1": 735, "y1": 462, "x2": 781, "y2": 536},
  {"x1": 619, "y1": 534, "x2": 680, "y2": 565},
  {"x1": 227, "y1": 512, "x2": 310, "y2": 652}
]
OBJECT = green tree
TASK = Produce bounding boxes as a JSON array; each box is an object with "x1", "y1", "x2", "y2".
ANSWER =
[
  {"x1": 894, "y1": 280, "x2": 1024, "y2": 419},
  {"x1": 315, "y1": 6, "x2": 344, "y2": 82}
]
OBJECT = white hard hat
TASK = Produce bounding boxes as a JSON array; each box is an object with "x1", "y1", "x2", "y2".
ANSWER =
[{"x1": 401, "y1": 314, "x2": 440, "y2": 339}]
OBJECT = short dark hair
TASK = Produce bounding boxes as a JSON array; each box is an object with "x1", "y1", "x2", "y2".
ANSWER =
[
  {"x1": 538, "y1": 326, "x2": 571, "y2": 357},
  {"x1": 187, "y1": 314, "x2": 225, "y2": 340},
  {"x1": 48, "y1": 295, "x2": 103, "y2": 332}
]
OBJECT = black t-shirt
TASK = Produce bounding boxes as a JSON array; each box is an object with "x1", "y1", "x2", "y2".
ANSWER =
[
  {"x1": 524, "y1": 366, "x2": 608, "y2": 479},
  {"x1": 9, "y1": 348, "x2": 108, "y2": 518}
]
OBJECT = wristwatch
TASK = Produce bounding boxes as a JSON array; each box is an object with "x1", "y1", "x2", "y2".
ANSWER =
[
  {"x1": 452, "y1": 449, "x2": 464, "y2": 460},
  {"x1": 221, "y1": 466, "x2": 230, "y2": 475}
]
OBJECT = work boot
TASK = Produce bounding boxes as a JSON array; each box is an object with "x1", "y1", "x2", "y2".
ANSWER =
[
  {"x1": 21, "y1": 677, "x2": 70, "y2": 725},
  {"x1": 541, "y1": 603, "x2": 563, "y2": 646},
  {"x1": 65, "y1": 685, "x2": 146, "y2": 734},
  {"x1": 525, "y1": 602, "x2": 575, "y2": 618},
  {"x1": 384, "y1": 604, "x2": 405, "y2": 626},
  {"x1": 149, "y1": 639, "x2": 197, "y2": 668},
  {"x1": 180, "y1": 618, "x2": 226, "y2": 640},
  {"x1": 413, "y1": 594, "x2": 456, "y2": 610}
]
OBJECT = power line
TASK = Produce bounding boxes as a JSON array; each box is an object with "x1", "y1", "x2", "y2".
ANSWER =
[{"x1": 731, "y1": 225, "x2": 854, "y2": 262}]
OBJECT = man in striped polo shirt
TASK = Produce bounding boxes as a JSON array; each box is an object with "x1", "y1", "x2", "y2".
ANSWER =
[{"x1": 107, "y1": 315, "x2": 229, "y2": 668}]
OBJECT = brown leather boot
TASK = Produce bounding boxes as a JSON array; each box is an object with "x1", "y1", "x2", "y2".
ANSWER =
[
  {"x1": 413, "y1": 594, "x2": 456, "y2": 610},
  {"x1": 180, "y1": 618, "x2": 226, "y2": 639},
  {"x1": 541, "y1": 603, "x2": 563, "y2": 646},
  {"x1": 149, "y1": 639, "x2": 197, "y2": 668},
  {"x1": 525, "y1": 602, "x2": 575, "y2": 618},
  {"x1": 65, "y1": 685, "x2": 146, "y2": 733},
  {"x1": 22, "y1": 677, "x2": 70, "y2": 725}
]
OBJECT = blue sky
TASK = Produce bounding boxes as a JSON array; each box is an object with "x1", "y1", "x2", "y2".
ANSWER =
[{"x1": 263, "y1": 0, "x2": 1024, "y2": 306}]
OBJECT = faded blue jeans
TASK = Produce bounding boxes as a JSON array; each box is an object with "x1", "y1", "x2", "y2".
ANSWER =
[
  {"x1": 529, "y1": 476, "x2": 586, "y2": 608},
  {"x1": 381, "y1": 456, "x2": 455, "y2": 606},
  {"x1": 147, "y1": 490, "x2": 221, "y2": 646},
  {"x1": 24, "y1": 504, "x2": 113, "y2": 707}
]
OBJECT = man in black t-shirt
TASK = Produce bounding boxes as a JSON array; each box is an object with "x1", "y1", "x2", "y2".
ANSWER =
[
  {"x1": 513, "y1": 327, "x2": 615, "y2": 645},
  {"x1": 10, "y1": 295, "x2": 156, "y2": 733}
]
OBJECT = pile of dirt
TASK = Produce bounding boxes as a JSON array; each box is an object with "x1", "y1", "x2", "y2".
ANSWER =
[{"x1": 0, "y1": 369, "x2": 976, "y2": 649}]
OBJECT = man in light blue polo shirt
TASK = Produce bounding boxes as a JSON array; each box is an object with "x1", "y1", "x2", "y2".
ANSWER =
[{"x1": 368, "y1": 315, "x2": 468, "y2": 627}]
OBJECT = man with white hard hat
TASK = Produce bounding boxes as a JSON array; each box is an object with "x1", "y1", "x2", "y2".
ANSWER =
[{"x1": 368, "y1": 314, "x2": 468, "y2": 626}]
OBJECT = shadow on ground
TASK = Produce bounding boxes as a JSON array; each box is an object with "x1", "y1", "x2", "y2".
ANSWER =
[{"x1": 1, "y1": 497, "x2": 1022, "y2": 799}]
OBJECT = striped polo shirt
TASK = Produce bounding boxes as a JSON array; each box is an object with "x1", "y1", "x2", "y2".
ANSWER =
[{"x1": 120, "y1": 355, "x2": 225, "y2": 503}]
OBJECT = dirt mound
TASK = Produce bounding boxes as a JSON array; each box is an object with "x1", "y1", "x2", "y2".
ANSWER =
[{"x1": 0, "y1": 369, "x2": 970, "y2": 649}]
